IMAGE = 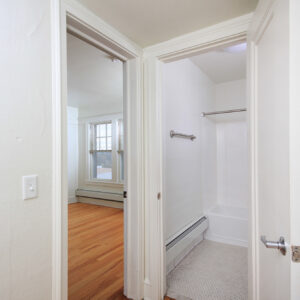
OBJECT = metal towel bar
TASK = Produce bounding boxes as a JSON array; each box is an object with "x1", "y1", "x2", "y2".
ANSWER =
[
  {"x1": 201, "y1": 108, "x2": 247, "y2": 117},
  {"x1": 170, "y1": 130, "x2": 196, "y2": 141}
]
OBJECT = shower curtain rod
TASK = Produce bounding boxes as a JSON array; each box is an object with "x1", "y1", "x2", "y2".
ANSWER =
[{"x1": 201, "y1": 108, "x2": 247, "y2": 117}]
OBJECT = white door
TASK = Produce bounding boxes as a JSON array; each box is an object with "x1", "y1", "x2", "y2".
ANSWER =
[{"x1": 249, "y1": 0, "x2": 300, "y2": 299}]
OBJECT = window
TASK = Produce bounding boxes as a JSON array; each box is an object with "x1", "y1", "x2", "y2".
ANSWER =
[
  {"x1": 95, "y1": 122, "x2": 112, "y2": 151},
  {"x1": 89, "y1": 118, "x2": 124, "y2": 183},
  {"x1": 117, "y1": 119, "x2": 124, "y2": 182}
]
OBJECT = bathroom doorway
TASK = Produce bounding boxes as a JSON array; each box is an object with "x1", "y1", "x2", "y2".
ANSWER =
[{"x1": 162, "y1": 42, "x2": 249, "y2": 299}]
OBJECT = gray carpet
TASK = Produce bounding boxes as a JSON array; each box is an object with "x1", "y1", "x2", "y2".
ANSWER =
[{"x1": 167, "y1": 240, "x2": 248, "y2": 300}]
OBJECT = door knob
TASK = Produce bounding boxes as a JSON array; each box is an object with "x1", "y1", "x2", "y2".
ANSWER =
[{"x1": 260, "y1": 236, "x2": 286, "y2": 255}]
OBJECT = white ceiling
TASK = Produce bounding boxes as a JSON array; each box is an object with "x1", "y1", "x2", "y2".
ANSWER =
[
  {"x1": 77, "y1": 0, "x2": 257, "y2": 47},
  {"x1": 190, "y1": 43, "x2": 247, "y2": 83},
  {"x1": 67, "y1": 33, "x2": 123, "y2": 117}
]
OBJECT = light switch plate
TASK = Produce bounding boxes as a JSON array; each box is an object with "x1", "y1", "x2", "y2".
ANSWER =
[{"x1": 23, "y1": 175, "x2": 38, "y2": 200}]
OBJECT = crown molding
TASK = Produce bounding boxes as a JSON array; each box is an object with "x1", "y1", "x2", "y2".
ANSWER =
[{"x1": 143, "y1": 13, "x2": 253, "y2": 62}]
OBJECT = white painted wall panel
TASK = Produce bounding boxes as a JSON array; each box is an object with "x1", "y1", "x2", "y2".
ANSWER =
[
  {"x1": 162, "y1": 59, "x2": 217, "y2": 240},
  {"x1": 216, "y1": 121, "x2": 248, "y2": 208},
  {"x1": 215, "y1": 80, "x2": 249, "y2": 208},
  {"x1": 0, "y1": 1, "x2": 52, "y2": 299}
]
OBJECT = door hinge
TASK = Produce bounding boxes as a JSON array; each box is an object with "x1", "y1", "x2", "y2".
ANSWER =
[
  {"x1": 292, "y1": 246, "x2": 300, "y2": 262},
  {"x1": 123, "y1": 191, "x2": 127, "y2": 199}
]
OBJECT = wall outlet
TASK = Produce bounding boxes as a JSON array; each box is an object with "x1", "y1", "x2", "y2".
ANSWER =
[{"x1": 22, "y1": 175, "x2": 38, "y2": 200}]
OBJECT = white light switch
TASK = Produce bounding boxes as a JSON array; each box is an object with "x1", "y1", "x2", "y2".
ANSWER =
[{"x1": 23, "y1": 175, "x2": 38, "y2": 200}]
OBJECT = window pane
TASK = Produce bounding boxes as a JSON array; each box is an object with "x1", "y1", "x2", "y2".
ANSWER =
[
  {"x1": 100, "y1": 124, "x2": 106, "y2": 137},
  {"x1": 92, "y1": 152, "x2": 112, "y2": 180},
  {"x1": 96, "y1": 138, "x2": 100, "y2": 150},
  {"x1": 100, "y1": 137, "x2": 106, "y2": 150},
  {"x1": 107, "y1": 137, "x2": 112, "y2": 150},
  {"x1": 117, "y1": 119, "x2": 124, "y2": 151},
  {"x1": 96, "y1": 124, "x2": 101, "y2": 137},
  {"x1": 107, "y1": 123, "x2": 112, "y2": 137},
  {"x1": 119, "y1": 151, "x2": 124, "y2": 181}
]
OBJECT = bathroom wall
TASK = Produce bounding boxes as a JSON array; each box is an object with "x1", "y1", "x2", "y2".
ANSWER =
[
  {"x1": 68, "y1": 107, "x2": 79, "y2": 203},
  {"x1": 215, "y1": 80, "x2": 248, "y2": 208},
  {"x1": 162, "y1": 59, "x2": 217, "y2": 240}
]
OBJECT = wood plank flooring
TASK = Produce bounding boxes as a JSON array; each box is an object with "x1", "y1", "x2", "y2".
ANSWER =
[
  {"x1": 68, "y1": 203, "x2": 125, "y2": 300},
  {"x1": 68, "y1": 203, "x2": 175, "y2": 300}
]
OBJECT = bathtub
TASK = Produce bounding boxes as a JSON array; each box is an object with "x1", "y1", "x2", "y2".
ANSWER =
[{"x1": 205, "y1": 205, "x2": 248, "y2": 247}]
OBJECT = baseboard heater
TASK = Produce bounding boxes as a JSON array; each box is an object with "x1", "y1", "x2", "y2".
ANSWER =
[
  {"x1": 76, "y1": 189, "x2": 123, "y2": 202},
  {"x1": 166, "y1": 216, "x2": 208, "y2": 274}
]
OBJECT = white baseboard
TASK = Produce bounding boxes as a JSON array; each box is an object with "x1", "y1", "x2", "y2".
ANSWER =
[
  {"x1": 76, "y1": 189, "x2": 123, "y2": 201},
  {"x1": 166, "y1": 217, "x2": 208, "y2": 274},
  {"x1": 77, "y1": 196, "x2": 124, "y2": 209},
  {"x1": 204, "y1": 232, "x2": 248, "y2": 247}
]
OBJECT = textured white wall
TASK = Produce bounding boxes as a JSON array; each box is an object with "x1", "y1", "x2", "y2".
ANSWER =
[
  {"x1": 0, "y1": 1, "x2": 52, "y2": 299},
  {"x1": 162, "y1": 59, "x2": 217, "y2": 240},
  {"x1": 68, "y1": 107, "x2": 79, "y2": 203},
  {"x1": 215, "y1": 80, "x2": 249, "y2": 208}
]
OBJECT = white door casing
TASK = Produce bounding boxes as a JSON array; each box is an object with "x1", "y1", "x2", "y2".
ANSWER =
[
  {"x1": 143, "y1": 14, "x2": 252, "y2": 300},
  {"x1": 52, "y1": 0, "x2": 144, "y2": 299},
  {"x1": 249, "y1": 0, "x2": 300, "y2": 299}
]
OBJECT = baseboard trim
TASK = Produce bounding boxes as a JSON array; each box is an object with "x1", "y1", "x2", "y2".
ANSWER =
[
  {"x1": 166, "y1": 217, "x2": 208, "y2": 274},
  {"x1": 77, "y1": 196, "x2": 124, "y2": 209},
  {"x1": 76, "y1": 189, "x2": 123, "y2": 202}
]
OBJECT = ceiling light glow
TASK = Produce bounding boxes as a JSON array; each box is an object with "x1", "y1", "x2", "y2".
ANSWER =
[{"x1": 223, "y1": 43, "x2": 247, "y2": 53}]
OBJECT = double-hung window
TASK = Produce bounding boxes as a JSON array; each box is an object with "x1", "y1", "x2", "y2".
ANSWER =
[{"x1": 89, "y1": 117, "x2": 124, "y2": 183}]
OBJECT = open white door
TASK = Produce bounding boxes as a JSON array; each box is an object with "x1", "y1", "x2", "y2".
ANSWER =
[{"x1": 249, "y1": 0, "x2": 300, "y2": 299}]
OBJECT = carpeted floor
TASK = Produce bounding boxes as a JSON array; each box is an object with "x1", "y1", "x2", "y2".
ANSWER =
[{"x1": 167, "y1": 240, "x2": 248, "y2": 300}]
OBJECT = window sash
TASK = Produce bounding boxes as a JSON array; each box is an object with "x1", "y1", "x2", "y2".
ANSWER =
[
  {"x1": 91, "y1": 121, "x2": 112, "y2": 151},
  {"x1": 88, "y1": 118, "x2": 123, "y2": 183}
]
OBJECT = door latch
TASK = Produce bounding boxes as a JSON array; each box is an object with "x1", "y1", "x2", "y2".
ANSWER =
[
  {"x1": 292, "y1": 246, "x2": 300, "y2": 262},
  {"x1": 260, "y1": 236, "x2": 286, "y2": 255}
]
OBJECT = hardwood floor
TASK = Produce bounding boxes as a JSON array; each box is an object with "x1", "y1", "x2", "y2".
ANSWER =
[
  {"x1": 68, "y1": 203, "x2": 124, "y2": 300},
  {"x1": 68, "y1": 203, "x2": 175, "y2": 300}
]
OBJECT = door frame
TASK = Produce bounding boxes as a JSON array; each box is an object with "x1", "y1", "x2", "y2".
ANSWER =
[
  {"x1": 51, "y1": 0, "x2": 144, "y2": 299},
  {"x1": 143, "y1": 13, "x2": 253, "y2": 300}
]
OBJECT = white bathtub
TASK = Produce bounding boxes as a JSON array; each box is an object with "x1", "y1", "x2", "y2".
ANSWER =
[{"x1": 205, "y1": 205, "x2": 248, "y2": 247}]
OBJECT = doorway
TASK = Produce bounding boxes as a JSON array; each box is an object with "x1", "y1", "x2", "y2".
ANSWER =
[
  {"x1": 162, "y1": 42, "x2": 249, "y2": 299},
  {"x1": 66, "y1": 32, "x2": 125, "y2": 299},
  {"x1": 52, "y1": 6, "x2": 143, "y2": 300}
]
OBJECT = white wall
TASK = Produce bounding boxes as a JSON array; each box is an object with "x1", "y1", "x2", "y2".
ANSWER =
[
  {"x1": 163, "y1": 65, "x2": 248, "y2": 242},
  {"x1": 216, "y1": 121, "x2": 248, "y2": 208},
  {"x1": 162, "y1": 59, "x2": 217, "y2": 240},
  {"x1": 215, "y1": 80, "x2": 248, "y2": 208},
  {"x1": 68, "y1": 107, "x2": 79, "y2": 203},
  {"x1": 215, "y1": 79, "x2": 246, "y2": 111},
  {"x1": 0, "y1": 1, "x2": 52, "y2": 299},
  {"x1": 67, "y1": 33, "x2": 123, "y2": 119}
]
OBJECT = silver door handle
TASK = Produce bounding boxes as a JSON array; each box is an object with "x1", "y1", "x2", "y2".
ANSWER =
[{"x1": 260, "y1": 236, "x2": 286, "y2": 255}]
